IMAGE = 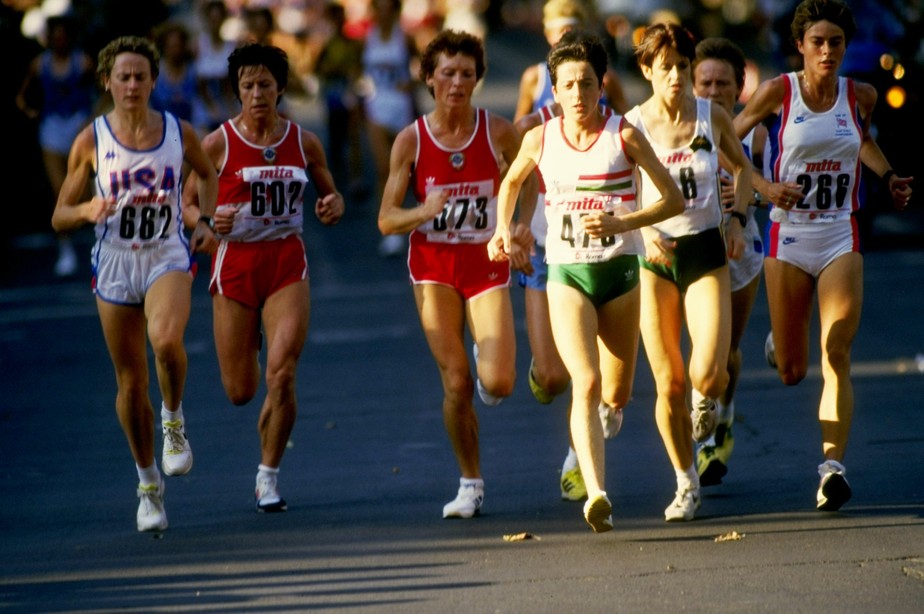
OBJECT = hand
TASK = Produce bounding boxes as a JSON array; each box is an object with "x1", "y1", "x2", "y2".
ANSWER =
[
  {"x1": 725, "y1": 218, "x2": 745, "y2": 260},
  {"x1": 771, "y1": 182, "x2": 803, "y2": 210},
  {"x1": 420, "y1": 188, "x2": 449, "y2": 221},
  {"x1": 719, "y1": 174, "x2": 734, "y2": 209},
  {"x1": 582, "y1": 210, "x2": 623, "y2": 239},
  {"x1": 507, "y1": 222, "x2": 535, "y2": 275},
  {"x1": 889, "y1": 175, "x2": 913, "y2": 211},
  {"x1": 316, "y1": 192, "x2": 344, "y2": 225},
  {"x1": 213, "y1": 207, "x2": 236, "y2": 235},
  {"x1": 643, "y1": 235, "x2": 677, "y2": 267},
  {"x1": 486, "y1": 229, "x2": 509, "y2": 263},
  {"x1": 189, "y1": 221, "x2": 218, "y2": 255},
  {"x1": 87, "y1": 196, "x2": 117, "y2": 224}
]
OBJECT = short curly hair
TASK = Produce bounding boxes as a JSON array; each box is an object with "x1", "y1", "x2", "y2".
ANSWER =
[
  {"x1": 419, "y1": 29, "x2": 486, "y2": 98},
  {"x1": 97, "y1": 36, "x2": 160, "y2": 86}
]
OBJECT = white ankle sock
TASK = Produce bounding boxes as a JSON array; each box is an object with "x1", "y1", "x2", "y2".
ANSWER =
[
  {"x1": 137, "y1": 463, "x2": 160, "y2": 486},
  {"x1": 460, "y1": 477, "x2": 484, "y2": 489},
  {"x1": 161, "y1": 402, "x2": 184, "y2": 423},
  {"x1": 562, "y1": 447, "x2": 578, "y2": 472},
  {"x1": 676, "y1": 465, "x2": 699, "y2": 491},
  {"x1": 258, "y1": 464, "x2": 279, "y2": 477}
]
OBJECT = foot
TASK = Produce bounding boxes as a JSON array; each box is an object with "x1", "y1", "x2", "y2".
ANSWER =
[
  {"x1": 713, "y1": 422, "x2": 735, "y2": 464},
  {"x1": 696, "y1": 444, "x2": 727, "y2": 487},
  {"x1": 378, "y1": 234, "x2": 405, "y2": 258},
  {"x1": 816, "y1": 460, "x2": 852, "y2": 511},
  {"x1": 583, "y1": 493, "x2": 613, "y2": 533},
  {"x1": 54, "y1": 243, "x2": 78, "y2": 277},
  {"x1": 255, "y1": 471, "x2": 287, "y2": 513},
  {"x1": 764, "y1": 330, "x2": 777, "y2": 369},
  {"x1": 473, "y1": 344, "x2": 503, "y2": 406},
  {"x1": 528, "y1": 359, "x2": 555, "y2": 405},
  {"x1": 599, "y1": 403, "x2": 623, "y2": 440},
  {"x1": 443, "y1": 481, "x2": 484, "y2": 519},
  {"x1": 690, "y1": 393, "x2": 717, "y2": 443},
  {"x1": 560, "y1": 466, "x2": 588, "y2": 501},
  {"x1": 664, "y1": 486, "x2": 701, "y2": 522},
  {"x1": 136, "y1": 478, "x2": 167, "y2": 532},
  {"x1": 161, "y1": 419, "x2": 193, "y2": 476}
]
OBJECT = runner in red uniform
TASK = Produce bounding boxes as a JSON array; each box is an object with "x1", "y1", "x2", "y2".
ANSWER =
[
  {"x1": 184, "y1": 43, "x2": 344, "y2": 513},
  {"x1": 377, "y1": 30, "x2": 531, "y2": 519}
]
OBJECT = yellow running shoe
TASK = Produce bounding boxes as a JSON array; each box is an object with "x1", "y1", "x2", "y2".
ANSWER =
[
  {"x1": 560, "y1": 466, "x2": 587, "y2": 501},
  {"x1": 528, "y1": 358, "x2": 555, "y2": 405}
]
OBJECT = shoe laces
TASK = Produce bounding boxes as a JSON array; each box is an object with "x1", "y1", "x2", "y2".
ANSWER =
[
  {"x1": 692, "y1": 401, "x2": 714, "y2": 428},
  {"x1": 138, "y1": 482, "x2": 163, "y2": 506},
  {"x1": 672, "y1": 486, "x2": 698, "y2": 507},
  {"x1": 162, "y1": 420, "x2": 188, "y2": 453}
]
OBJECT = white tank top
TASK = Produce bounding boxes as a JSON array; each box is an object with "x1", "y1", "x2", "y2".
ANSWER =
[
  {"x1": 93, "y1": 111, "x2": 186, "y2": 249},
  {"x1": 537, "y1": 111, "x2": 642, "y2": 264},
  {"x1": 626, "y1": 97, "x2": 723, "y2": 238},
  {"x1": 770, "y1": 73, "x2": 862, "y2": 224}
]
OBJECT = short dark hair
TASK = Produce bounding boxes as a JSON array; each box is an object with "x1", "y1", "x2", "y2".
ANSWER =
[
  {"x1": 694, "y1": 37, "x2": 747, "y2": 91},
  {"x1": 634, "y1": 22, "x2": 697, "y2": 68},
  {"x1": 547, "y1": 30, "x2": 608, "y2": 88},
  {"x1": 419, "y1": 29, "x2": 485, "y2": 98},
  {"x1": 791, "y1": 0, "x2": 857, "y2": 47},
  {"x1": 227, "y1": 43, "x2": 289, "y2": 103},
  {"x1": 97, "y1": 36, "x2": 159, "y2": 85}
]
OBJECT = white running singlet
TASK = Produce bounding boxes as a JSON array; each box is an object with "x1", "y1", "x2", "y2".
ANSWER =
[
  {"x1": 538, "y1": 110, "x2": 641, "y2": 264},
  {"x1": 768, "y1": 73, "x2": 862, "y2": 225},
  {"x1": 626, "y1": 98, "x2": 723, "y2": 238}
]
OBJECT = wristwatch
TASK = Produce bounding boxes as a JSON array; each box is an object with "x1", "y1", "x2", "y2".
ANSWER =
[
  {"x1": 198, "y1": 215, "x2": 215, "y2": 231},
  {"x1": 728, "y1": 211, "x2": 747, "y2": 227}
]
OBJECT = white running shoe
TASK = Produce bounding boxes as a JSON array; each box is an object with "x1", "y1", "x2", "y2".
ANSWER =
[
  {"x1": 816, "y1": 460, "x2": 852, "y2": 511},
  {"x1": 690, "y1": 390, "x2": 717, "y2": 443},
  {"x1": 136, "y1": 478, "x2": 167, "y2": 532},
  {"x1": 472, "y1": 344, "x2": 503, "y2": 406},
  {"x1": 764, "y1": 331, "x2": 777, "y2": 369},
  {"x1": 378, "y1": 234, "x2": 405, "y2": 258},
  {"x1": 664, "y1": 486, "x2": 701, "y2": 522},
  {"x1": 583, "y1": 492, "x2": 614, "y2": 533},
  {"x1": 599, "y1": 403, "x2": 623, "y2": 439},
  {"x1": 255, "y1": 472, "x2": 287, "y2": 513},
  {"x1": 162, "y1": 419, "x2": 193, "y2": 476},
  {"x1": 442, "y1": 481, "x2": 484, "y2": 519},
  {"x1": 54, "y1": 239, "x2": 78, "y2": 277}
]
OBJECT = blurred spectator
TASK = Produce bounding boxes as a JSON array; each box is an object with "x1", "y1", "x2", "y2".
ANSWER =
[
  {"x1": 514, "y1": 0, "x2": 627, "y2": 122},
  {"x1": 239, "y1": 5, "x2": 312, "y2": 100},
  {"x1": 71, "y1": 0, "x2": 171, "y2": 56},
  {"x1": 361, "y1": 0, "x2": 419, "y2": 257},
  {"x1": 194, "y1": 0, "x2": 238, "y2": 133},
  {"x1": 442, "y1": 0, "x2": 488, "y2": 39},
  {"x1": 314, "y1": 2, "x2": 366, "y2": 197},
  {"x1": 151, "y1": 20, "x2": 199, "y2": 124},
  {"x1": 16, "y1": 14, "x2": 98, "y2": 277}
]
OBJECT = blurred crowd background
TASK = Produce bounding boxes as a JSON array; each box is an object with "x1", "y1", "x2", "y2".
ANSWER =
[{"x1": 1, "y1": 0, "x2": 921, "y2": 280}]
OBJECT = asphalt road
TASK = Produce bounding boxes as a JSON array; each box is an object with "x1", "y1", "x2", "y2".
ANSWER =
[{"x1": 2, "y1": 26, "x2": 924, "y2": 614}]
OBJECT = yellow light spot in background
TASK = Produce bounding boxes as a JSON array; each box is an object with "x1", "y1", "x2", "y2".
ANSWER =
[{"x1": 886, "y1": 86, "x2": 906, "y2": 109}]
